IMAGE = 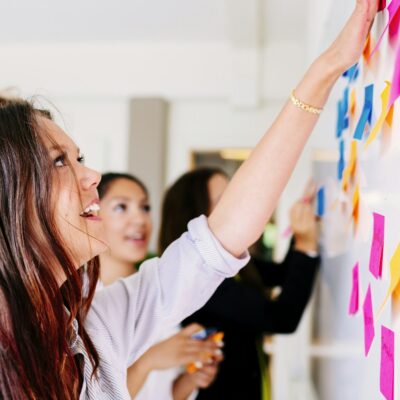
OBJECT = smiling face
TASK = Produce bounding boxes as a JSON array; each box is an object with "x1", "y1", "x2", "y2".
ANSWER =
[
  {"x1": 99, "y1": 178, "x2": 152, "y2": 264},
  {"x1": 39, "y1": 116, "x2": 107, "y2": 269}
]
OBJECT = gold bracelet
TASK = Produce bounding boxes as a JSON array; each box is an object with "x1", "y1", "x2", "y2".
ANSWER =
[{"x1": 290, "y1": 90, "x2": 323, "y2": 115}]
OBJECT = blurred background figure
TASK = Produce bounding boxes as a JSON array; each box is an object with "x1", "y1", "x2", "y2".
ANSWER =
[
  {"x1": 98, "y1": 173, "x2": 222, "y2": 399},
  {"x1": 159, "y1": 168, "x2": 320, "y2": 399}
]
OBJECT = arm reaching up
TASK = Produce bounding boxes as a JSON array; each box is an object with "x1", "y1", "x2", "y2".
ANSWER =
[{"x1": 208, "y1": 0, "x2": 378, "y2": 257}]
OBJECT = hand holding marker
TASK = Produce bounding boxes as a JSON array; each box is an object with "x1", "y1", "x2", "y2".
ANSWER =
[{"x1": 186, "y1": 328, "x2": 224, "y2": 373}]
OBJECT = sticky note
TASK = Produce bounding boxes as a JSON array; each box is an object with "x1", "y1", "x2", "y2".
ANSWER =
[
  {"x1": 380, "y1": 243, "x2": 400, "y2": 312},
  {"x1": 363, "y1": 34, "x2": 372, "y2": 62},
  {"x1": 389, "y1": 0, "x2": 400, "y2": 41},
  {"x1": 336, "y1": 92, "x2": 350, "y2": 139},
  {"x1": 349, "y1": 262, "x2": 360, "y2": 315},
  {"x1": 363, "y1": 284, "x2": 375, "y2": 356},
  {"x1": 336, "y1": 101, "x2": 344, "y2": 138},
  {"x1": 350, "y1": 88, "x2": 357, "y2": 117},
  {"x1": 371, "y1": 0, "x2": 400, "y2": 58},
  {"x1": 316, "y1": 187, "x2": 325, "y2": 217},
  {"x1": 380, "y1": 326, "x2": 394, "y2": 400},
  {"x1": 343, "y1": 64, "x2": 359, "y2": 82},
  {"x1": 366, "y1": 82, "x2": 392, "y2": 147},
  {"x1": 369, "y1": 213, "x2": 385, "y2": 279},
  {"x1": 354, "y1": 85, "x2": 374, "y2": 140},
  {"x1": 390, "y1": 44, "x2": 400, "y2": 107},
  {"x1": 352, "y1": 184, "x2": 360, "y2": 228},
  {"x1": 342, "y1": 140, "x2": 357, "y2": 191},
  {"x1": 338, "y1": 140, "x2": 345, "y2": 180}
]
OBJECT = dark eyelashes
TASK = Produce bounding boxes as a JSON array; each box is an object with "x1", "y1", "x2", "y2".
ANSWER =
[{"x1": 53, "y1": 152, "x2": 85, "y2": 167}]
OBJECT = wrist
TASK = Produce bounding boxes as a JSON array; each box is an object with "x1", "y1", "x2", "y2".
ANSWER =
[
  {"x1": 294, "y1": 239, "x2": 318, "y2": 254},
  {"x1": 135, "y1": 352, "x2": 154, "y2": 375}
]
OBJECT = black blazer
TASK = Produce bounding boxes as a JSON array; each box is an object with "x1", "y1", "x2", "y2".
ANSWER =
[{"x1": 183, "y1": 247, "x2": 319, "y2": 400}]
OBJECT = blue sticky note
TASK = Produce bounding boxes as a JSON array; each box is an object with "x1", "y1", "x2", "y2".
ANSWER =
[
  {"x1": 336, "y1": 101, "x2": 344, "y2": 138},
  {"x1": 338, "y1": 140, "x2": 345, "y2": 180},
  {"x1": 343, "y1": 88, "x2": 350, "y2": 129},
  {"x1": 343, "y1": 64, "x2": 359, "y2": 82},
  {"x1": 354, "y1": 84, "x2": 374, "y2": 140},
  {"x1": 317, "y1": 187, "x2": 325, "y2": 217},
  {"x1": 343, "y1": 87, "x2": 349, "y2": 112},
  {"x1": 336, "y1": 88, "x2": 351, "y2": 138}
]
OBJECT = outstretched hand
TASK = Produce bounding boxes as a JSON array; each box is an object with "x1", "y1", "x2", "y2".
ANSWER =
[{"x1": 325, "y1": 0, "x2": 378, "y2": 72}]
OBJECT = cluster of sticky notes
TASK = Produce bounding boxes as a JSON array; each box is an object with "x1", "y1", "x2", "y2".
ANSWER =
[{"x1": 347, "y1": 209, "x2": 400, "y2": 400}]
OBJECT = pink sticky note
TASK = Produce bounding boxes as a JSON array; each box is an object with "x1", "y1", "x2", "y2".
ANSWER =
[
  {"x1": 380, "y1": 326, "x2": 394, "y2": 400},
  {"x1": 363, "y1": 285, "x2": 375, "y2": 356},
  {"x1": 369, "y1": 213, "x2": 385, "y2": 279},
  {"x1": 371, "y1": 0, "x2": 400, "y2": 59},
  {"x1": 349, "y1": 263, "x2": 360, "y2": 314},
  {"x1": 390, "y1": 43, "x2": 400, "y2": 106}
]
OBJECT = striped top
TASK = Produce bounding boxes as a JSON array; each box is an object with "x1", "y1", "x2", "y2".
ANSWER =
[{"x1": 74, "y1": 215, "x2": 249, "y2": 399}]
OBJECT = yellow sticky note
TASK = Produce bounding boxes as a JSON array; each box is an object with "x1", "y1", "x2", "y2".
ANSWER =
[
  {"x1": 379, "y1": 243, "x2": 400, "y2": 313},
  {"x1": 342, "y1": 140, "x2": 357, "y2": 192},
  {"x1": 365, "y1": 81, "x2": 391, "y2": 148}
]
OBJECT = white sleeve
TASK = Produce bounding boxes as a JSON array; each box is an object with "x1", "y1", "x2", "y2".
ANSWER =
[{"x1": 85, "y1": 215, "x2": 249, "y2": 366}]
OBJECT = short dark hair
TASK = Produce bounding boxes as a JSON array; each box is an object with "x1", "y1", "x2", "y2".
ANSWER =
[{"x1": 158, "y1": 167, "x2": 227, "y2": 253}]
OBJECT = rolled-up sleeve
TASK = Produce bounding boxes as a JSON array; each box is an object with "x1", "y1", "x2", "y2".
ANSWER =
[{"x1": 85, "y1": 215, "x2": 249, "y2": 367}]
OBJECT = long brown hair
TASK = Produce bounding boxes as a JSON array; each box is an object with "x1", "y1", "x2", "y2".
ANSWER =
[
  {"x1": 0, "y1": 96, "x2": 99, "y2": 399},
  {"x1": 158, "y1": 167, "x2": 227, "y2": 253}
]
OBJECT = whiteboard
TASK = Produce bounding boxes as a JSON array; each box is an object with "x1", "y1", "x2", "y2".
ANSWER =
[{"x1": 312, "y1": 4, "x2": 400, "y2": 400}]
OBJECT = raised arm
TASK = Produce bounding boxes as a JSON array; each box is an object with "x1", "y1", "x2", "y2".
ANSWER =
[{"x1": 208, "y1": 0, "x2": 377, "y2": 257}]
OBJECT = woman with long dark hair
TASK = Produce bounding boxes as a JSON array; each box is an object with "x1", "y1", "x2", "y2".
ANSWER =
[
  {"x1": 0, "y1": 3, "x2": 376, "y2": 398},
  {"x1": 159, "y1": 167, "x2": 319, "y2": 399}
]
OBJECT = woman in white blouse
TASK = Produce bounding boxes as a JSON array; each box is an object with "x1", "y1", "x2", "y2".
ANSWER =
[
  {"x1": 0, "y1": 2, "x2": 376, "y2": 399},
  {"x1": 98, "y1": 172, "x2": 221, "y2": 399}
]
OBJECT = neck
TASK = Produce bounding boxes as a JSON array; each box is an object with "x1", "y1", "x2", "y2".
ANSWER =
[{"x1": 99, "y1": 253, "x2": 137, "y2": 286}]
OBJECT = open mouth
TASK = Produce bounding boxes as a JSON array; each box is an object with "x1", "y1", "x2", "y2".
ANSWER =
[
  {"x1": 125, "y1": 233, "x2": 147, "y2": 245},
  {"x1": 80, "y1": 201, "x2": 101, "y2": 220}
]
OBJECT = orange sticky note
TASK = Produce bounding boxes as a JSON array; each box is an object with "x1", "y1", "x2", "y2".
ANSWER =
[
  {"x1": 350, "y1": 88, "x2": 357, "y2": 117},
  {"x1": 352, "y1": 184, "x2": 360, "y2": 229},
  {"x1": 366, "y1": 82, "x2": 392, "y2": 148},
  {"x1": 386, "y1": 105, "x2": 394, "y2": 127},
  {"x1": 363, "y1": 34, "x2": 372, "y2": 62}
]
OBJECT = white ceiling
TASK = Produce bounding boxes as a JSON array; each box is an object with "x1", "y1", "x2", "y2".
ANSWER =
[{"x1": 0, "y1": 0, "x2": 308, "y2": 43}]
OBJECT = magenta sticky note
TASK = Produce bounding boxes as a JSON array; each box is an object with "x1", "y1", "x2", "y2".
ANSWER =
[
  {"x1": 363, "y1": 285, "x2": 375, "y2": 356},
  {"x1": 369, "y1": 212, "x2": 385, "y2": 279},
  {"x1": 390, "y1": 43, "x2": 400, "y2": 106},
  {"x1": 380, "y1": 325, "x2": 394, "y2": 400},
  {"x1": 349, "y1": 263, "x2": 360, "y2": 315},
  {"x1": 371, "y1": 0, "x2": 400, "y2": 59}
]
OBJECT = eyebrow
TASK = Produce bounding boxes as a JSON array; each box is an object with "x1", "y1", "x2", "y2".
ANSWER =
[
  {"x1": 49, "y1": 145, "x2": 80, "y2": 155},
  {"x1": 109, "y1": 196, "x2": 149, "y2": 202}
]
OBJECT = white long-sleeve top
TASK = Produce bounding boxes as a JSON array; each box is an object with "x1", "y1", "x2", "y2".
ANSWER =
[{"x1": 72, "y1": 215, "x2": 249, "y2": 399}]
